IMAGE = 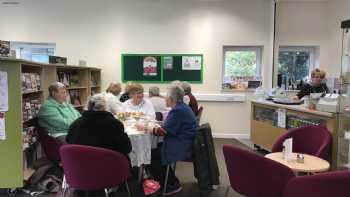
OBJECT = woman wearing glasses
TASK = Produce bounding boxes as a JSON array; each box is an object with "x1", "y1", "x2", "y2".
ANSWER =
[{"x1": 121, "y1": 83, "x2": 156, "y2": 119}]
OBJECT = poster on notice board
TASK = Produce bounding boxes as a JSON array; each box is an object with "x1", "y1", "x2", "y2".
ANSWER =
[
  {"x1": 164, "y1": 56, "x2": 173, "y2": 70},
  {"x1": 182, "y1": 56, "x2": 201, "y2": 70},
  {"x1": 143, "y1": 56, "x2": 158, "y2": 76}
]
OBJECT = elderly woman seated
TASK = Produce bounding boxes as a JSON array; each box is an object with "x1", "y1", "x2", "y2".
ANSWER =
[
  {"x1": 121, "y1": 83, "x2": 156, "y2": 119},
  {"x1": 103, "y1": 82, "x2": 123, "y2": 115},
  {"x1": 149, "y1": 86, "x2": 167, "y2": 113},
  {"x1": 66, "y1": 93, "x2": 132, "y2": 197},
  {"x1": 38, "y1": 82, "x2": 81, "y2": 143},
  {"x1": 181, "y1": 81, "x2": 199, "y2": 116},
  {"x1": 136, "y1": 85, "x2": 198, "y2": 195},
  {"x1": 66, "y1": 93, "x2": 131, "y2": 156}
]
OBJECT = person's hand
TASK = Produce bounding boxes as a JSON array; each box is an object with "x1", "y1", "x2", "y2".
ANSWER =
[
  {"x1": 291, "y1": 96, "x2": 299, "y2": 100},
  {"x1": 144, "y1": 126, "x2": 154, "y2": 134},
  {"x1": 135, "y1": 123, "x2": 146, "y2": 131}
]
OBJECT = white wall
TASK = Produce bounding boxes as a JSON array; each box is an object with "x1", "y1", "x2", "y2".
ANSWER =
[
  {"x1": 0, "y1": 0, "x2": 275, "y2": 136},
  {"x1": 327, "y1": 0, "x2": 350, "y2": 76},
  {"x1": 275, "y1": 1, "x2": 329, "y2": 76},
  {"x1": 276, "y1": 0, "x2": 350, "y2": 77}
]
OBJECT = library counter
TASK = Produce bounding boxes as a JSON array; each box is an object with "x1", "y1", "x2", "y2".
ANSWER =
[{"x1": 250, "y1": 99, "x2": 338, "y2": 168}]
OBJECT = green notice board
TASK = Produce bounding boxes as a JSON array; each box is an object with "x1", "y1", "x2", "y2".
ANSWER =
[{"x1": 121, "y1": 54, "x2": 203, "y2": 83}]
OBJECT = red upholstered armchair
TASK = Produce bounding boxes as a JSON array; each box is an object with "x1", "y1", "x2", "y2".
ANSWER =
[
  {"x1": 223, "y1": 145, "x2": 295, "y2": 197},
  {"x1": 60, "y1": 144, "x2": 131, "y2": 197},
  {"x1": 271, "y1": 125, "x2": 332, "y2": 161},
  {"x1": 284, "y1": 170, "x2": 350, "y2": 197}
]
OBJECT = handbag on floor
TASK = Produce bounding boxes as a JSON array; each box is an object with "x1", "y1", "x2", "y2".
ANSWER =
[{"x1": 143, "y1": 179, "x2": 161, "y2": 196}]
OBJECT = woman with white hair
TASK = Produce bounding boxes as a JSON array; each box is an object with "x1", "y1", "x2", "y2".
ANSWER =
[
  {"x1": 137, "y1": 85, "x2": 198, "y2": 195},
  {"x1": 66, "y1": 93, "x2": 131, "y2": 155},
  {"x1": 66, "y1": 93, "x2": 132, "y2": 197},
  {"x1": 149, "y1": 86, "x2": 167, "y2": 113},
  {"x1": 38, "y1": 82, "x2": 81, "y2": 141}
]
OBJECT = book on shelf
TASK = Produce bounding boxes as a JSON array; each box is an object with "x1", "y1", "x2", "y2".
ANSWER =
[
  {"x1": 0, "y1": 40, "x2": 10, "y2": 57},
  {"x1": 21, "y1": 73, "x2": 41, "y2": 92},
  {"x1": 90, "y1": 74, "x2": 99, "y2": 86},
  {"x1": 22, "y1": 98, "x2": 41, "y2": 122},
  {"x1": 57, "y1": 72, "x2": 80, "y2": 87},
  {"x1": 67, "y1": 90, "x2": 81, "y2": 106}
]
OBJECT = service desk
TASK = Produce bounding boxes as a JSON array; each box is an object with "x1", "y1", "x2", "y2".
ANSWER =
[{"x1": 251, "y1": 99, "x2": 338, "y2": 168}]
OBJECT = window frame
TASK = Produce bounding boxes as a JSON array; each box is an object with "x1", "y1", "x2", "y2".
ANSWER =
[
  {"x1": 278, "y1": 46, "x2": 319, "y2": 82},
  {"x1": 10, "y1": 41, "x2": 56, "y2": 63},
  {"x1": 222, "y1": 46, "x2": 263, "y2": 88}
]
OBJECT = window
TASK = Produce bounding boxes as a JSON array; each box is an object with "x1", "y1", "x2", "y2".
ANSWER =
[
  {"x1": 278, "y1": 46, "x2": 319, "y2": 89},
  {"x1": 222, "y1": 46, "x2": 262, "y2": 90},
  {"x1": 10, "y1": 42, "x2": 56, "y2": 63}
]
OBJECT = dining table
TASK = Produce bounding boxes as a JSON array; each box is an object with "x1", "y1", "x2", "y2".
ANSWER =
[{"x1": 117, "y1": 114, "x2": 163, "y2": 182}]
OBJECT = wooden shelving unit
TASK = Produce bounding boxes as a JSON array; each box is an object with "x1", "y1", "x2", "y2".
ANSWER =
[
  {"x1": 89, "y1": 68, "x2": 101, "y2": 96},
  {"x1": 22, "y1": 90, "x2": 43, "y2": 95},
  {"x1": 0, "y1": 58, "x2": 102, "y2": 188}
]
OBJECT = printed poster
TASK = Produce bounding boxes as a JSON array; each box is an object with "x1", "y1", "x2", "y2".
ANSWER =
[
  {"x1": 143, "y1": 56, "x2": 158, "y2": 76},
  {"x1": 164, "y1": 56, "x2": 173, "y2": 70},
  {"x1": 182, "y1": 56, "x2": 201, "y2": 70},
  {"x1": 0, "y1": 112, "x2": 5, "y2": 140},
  {"x1": 0, "y1": 71, "x2": 8, "y2": 111}
]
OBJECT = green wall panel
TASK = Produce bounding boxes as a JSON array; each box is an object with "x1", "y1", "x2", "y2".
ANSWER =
[{"x1": 0, "y1": 61, "x2": 23, "y2": 188}]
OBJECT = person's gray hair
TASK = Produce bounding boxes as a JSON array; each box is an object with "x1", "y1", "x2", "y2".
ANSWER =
[
  {"x1": 181, "y1": 81, "x2": 191, "y2": 94},
  {"x1": 87, "y1": 93, "x2": 107, "y2": 111},
  {"x1": 171, "y1": 80, "x2": 182, "y2": 86},
  {"x1": 149, "y1": 86, "x2": 160, "y2": 97},
  {"x1": 167, "y1": 85, "x2": 184, "y2": 103},
  {"x1": 49, "y1": 82, "x2": 66, "y2": 97}
]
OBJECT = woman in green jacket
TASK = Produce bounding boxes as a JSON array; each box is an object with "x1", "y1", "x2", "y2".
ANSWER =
[{"x1": 38, "y1": 82, "x2": 81, "y2": 142}]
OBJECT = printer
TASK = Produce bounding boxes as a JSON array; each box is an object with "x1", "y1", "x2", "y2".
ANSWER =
[{"x1": 316, "y1": 94, "x2": 339, "y2": 113}]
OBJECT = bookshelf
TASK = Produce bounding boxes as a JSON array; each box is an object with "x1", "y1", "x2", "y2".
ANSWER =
[
  {"x1": 89, "y1": 68, "x2": 101, "y2": 96},
  {"x1": 56, "y1": 66, "x2": 89, "y2": 108},
  {"x1": 0, "y1": 58, "x2": 102, "y2": 188}
]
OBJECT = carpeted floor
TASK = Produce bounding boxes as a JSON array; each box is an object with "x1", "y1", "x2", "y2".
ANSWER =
[
  {"x1": 173, "y1": 138, "x2": 247, "y2": 197},
  {"x1": 1, "y1": 138, "x2": 250, "y2": 197}
]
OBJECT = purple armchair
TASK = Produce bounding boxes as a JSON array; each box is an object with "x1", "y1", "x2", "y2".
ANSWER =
[
  {"x1": 284, "y1": 170, "x2": 350, "y2": 197},
  {"x1": 223, "y1": 145, "x2": 295, "y2": 197},
  {"x1": 60, "y1": 144, "x2": 131, "y2": 197},
  {"x1": 271, "y1": 125, "x2": 332, "y2": 161},
  {"x1": 37, "y1": 128, "x2": 62, "y2": 162}
]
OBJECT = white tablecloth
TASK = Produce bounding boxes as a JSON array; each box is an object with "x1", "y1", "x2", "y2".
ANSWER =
[
  {"x1": 123, "y1": 116, "x2": 163, "y2": 167},
  {"x1": 128, "y1": 132, "x2": 152, "y2": 167},
  {"x1": 125, "y1": 120, "x2": 162, "y2": 167}
]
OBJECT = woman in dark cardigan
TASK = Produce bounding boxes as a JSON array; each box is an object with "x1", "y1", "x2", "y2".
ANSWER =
[
  {"x1": 66, "y1": 93, "x2": 133, "y2": 197},
  {"x1": 66, "y1": 93, "x2": 131, "y2": 156}
]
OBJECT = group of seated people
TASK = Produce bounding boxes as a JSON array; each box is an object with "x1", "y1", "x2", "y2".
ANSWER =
[{"x1": 37, "y1": 80, "x2": 200, "y2": 196}]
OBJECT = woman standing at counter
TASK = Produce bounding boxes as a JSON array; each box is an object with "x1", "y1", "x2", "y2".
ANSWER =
[{"x1": 293, "y1": 68, "x2": 329, "y2": 100}]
